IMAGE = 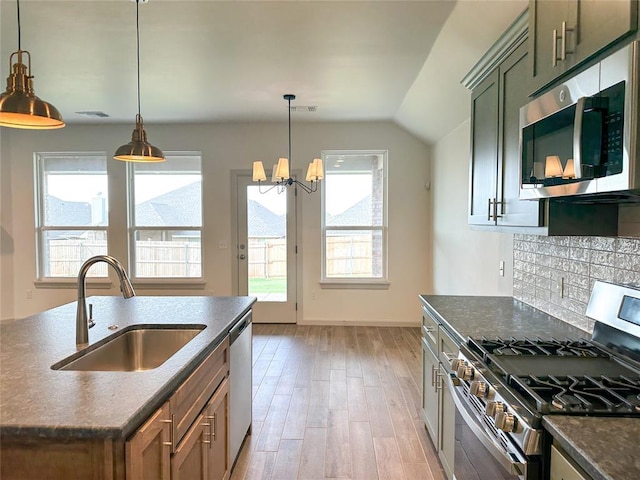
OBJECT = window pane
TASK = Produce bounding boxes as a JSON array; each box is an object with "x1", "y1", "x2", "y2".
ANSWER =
[
  {"x1": 133, "y1": 156, "x2": 202, "y2": 227},
  {"x1": 134, "y1": 230, "x2": 201, "y2": 278},
  {"x1": 43, "y1": 155, "x2": 108, "y2": 227},
  {"x1": 247, "y1": 185, "x2": 287, "y2": 301},
  {"x1": 42, "y1": 230, "x2": 108, "y2": 277},
  {"x1": 325, "y1": 155, "x2": 384, "y2": 227},
  {"x1": 325, "y1": 229, "x2": 383, "y2": 278}
]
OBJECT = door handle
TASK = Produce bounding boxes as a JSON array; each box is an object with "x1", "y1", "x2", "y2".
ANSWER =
[{"x1": 239, "y1": 254, "x2": 246, "y2": 260}]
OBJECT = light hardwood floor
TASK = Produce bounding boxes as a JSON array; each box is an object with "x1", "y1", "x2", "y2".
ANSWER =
[{"x1": 230, "y1": 324, "x2": 446, "y2": 480}]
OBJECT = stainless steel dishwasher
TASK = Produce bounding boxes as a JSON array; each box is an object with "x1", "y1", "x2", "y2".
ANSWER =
[{"x1": 229, "y1": 310, "x2": 252, "y2": 468}]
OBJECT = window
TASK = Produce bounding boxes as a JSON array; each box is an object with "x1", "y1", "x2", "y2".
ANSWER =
[
  {"x1": 35, "y1": 152, "x2": 109, "y2": 279},
  {"x1": 129, "y1": 153, "x2": 203, "y2": 279},
  {"x1": 321, "y1": 150, "x2": 388, "y2": 284}
]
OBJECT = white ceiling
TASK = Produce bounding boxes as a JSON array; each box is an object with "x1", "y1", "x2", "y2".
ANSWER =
[{"x1": 0, "y1": 0, "x2": 527, "y2": 143}]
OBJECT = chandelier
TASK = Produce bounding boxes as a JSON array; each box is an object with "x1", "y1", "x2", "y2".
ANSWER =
[{"x1": 252, "y1": 94, "x2": 323, "y2": 194}]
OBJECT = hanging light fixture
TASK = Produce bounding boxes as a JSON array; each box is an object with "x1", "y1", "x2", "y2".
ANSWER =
[
  {"x1": 114, "y1": 0, "x2": 164, "y2": 162},
  {"x1": 0, "y1": 0, "x2": 65, "y2": 129},
  {"x1": 252, "y1": 94, "x2": 323, "y2": 194}
]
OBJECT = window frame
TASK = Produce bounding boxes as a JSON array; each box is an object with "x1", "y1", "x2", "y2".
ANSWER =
[
  {"x1": 126, "y1": 151, "x2": 205, "y2": 283},
  {"x1": 320, "y1": 149, "x2": 389, "y2": 288},
  {"x1": 34, "y1": 151, "x2": 110, "y2": 284}
]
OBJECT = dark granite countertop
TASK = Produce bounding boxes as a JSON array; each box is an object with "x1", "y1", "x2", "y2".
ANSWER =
[
  {"x1": 419, "y1": 295, "x2": 639, "y2": 480},
  {"x1": 0, "y1": 295, "x2": 255, "y2": 440},
  {"x1": 544, "y1": 416, "x2": 640, "y2": 480},
  {"x1": 419, "y1": 295, "x2": 587, "y2": 344}
]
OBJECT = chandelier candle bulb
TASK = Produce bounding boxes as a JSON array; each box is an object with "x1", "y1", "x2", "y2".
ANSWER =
[{"x1": 252, "y1": 161, "x2": 267, "y2": 182}]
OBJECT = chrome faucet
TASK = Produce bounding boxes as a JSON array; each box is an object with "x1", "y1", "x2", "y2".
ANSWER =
[{"x1": 76, "y1": 255, "x2": 135, "y2": 346}]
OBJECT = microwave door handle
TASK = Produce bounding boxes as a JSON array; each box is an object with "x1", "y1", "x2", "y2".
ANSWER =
[{"x1": 573, "y1": 96, "x2": 586, "y2": 179}]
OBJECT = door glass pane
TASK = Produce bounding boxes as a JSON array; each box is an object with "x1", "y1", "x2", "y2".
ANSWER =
[{"x1": 247, "y1": 186, "x2": 287, "y2": 302}]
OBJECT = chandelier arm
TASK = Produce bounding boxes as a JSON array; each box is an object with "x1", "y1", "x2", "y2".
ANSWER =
[
  {"x1": 258, "y1": 180, "x2": 284, "y2": 194},
  {"x1": 293, "y1": 179, "x2": 313, "y2": 194}
]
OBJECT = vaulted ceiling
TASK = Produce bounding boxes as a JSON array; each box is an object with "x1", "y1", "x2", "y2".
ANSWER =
[{"x1": 0, "y1": 0, "x2": 527, "y2": 143}]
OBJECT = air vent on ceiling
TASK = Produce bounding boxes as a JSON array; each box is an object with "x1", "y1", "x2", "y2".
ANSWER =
[
  {"x1": 290, "y1": 105, "x2": 318, "y2": 112},
  {"x1": 76, "y1": 111, "x2": 110, "y2": 118}
]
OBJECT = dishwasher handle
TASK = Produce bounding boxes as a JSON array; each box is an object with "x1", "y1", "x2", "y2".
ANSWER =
[{"x1": 229, "y1": 311, "x2": 252, "y2": 344}]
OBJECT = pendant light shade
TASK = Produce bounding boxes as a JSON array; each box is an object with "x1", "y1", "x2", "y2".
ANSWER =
[
  {"x1": 114, "y1": 114, "x2": 165, "y2": 162},
  {"x1": 114, "y1": 0, "x2": 164, "y2": 162},
  {"x1": 0, "y1": 1, "x2": 65, "y2": 130}
]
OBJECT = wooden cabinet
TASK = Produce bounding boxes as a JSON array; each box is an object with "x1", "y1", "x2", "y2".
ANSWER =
[
  {"x1": 530, "y1": 0, "x2": 637, "y2": 94},
  {"x1": 126, "y1": 337, "x2": 231, "y2": 480},
  {"x1": 468, "y1": 13, "x2": 544, "y2": 228},
  {"x1": 126, "y1": 402, "x2": 172, "y2": 480},
  {"x1": 421, "y1": 306, "x2": 458, "y2": 480},
  {"x1": 550, "y1": 444, "x2": 592, "y2": 480}
]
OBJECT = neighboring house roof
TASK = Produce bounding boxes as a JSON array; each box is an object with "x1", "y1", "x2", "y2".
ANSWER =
[
  {"x1": 45, "y1": 195, "x2": 91, "y2": 238},
  {"x1": 248, "y1": 200, "x2": 285, "y2": 238},
  {"x1": 136, "y1": 182, "x2": 202, "y2": 227},
  {"x1": 327, "y1": 195, "x2": 372, "y2": 226}
]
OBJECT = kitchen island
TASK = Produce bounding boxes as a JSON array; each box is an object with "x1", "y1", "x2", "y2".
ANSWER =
[
  {"x1": 0, "y1": 295, "x2": 255, "y2": 479},
  {"x1": 420, "y1": 295, "x2": 640, "y2": 480}
]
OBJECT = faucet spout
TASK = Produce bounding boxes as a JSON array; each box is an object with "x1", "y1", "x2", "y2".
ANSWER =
[{"x1": 76, "y1": 255, "x2": 135, "y2": 346}]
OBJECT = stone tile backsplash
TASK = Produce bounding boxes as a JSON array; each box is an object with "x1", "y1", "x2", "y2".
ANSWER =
[{"x1": 513, "y1": 234, "x2": 640, "y2": 333}]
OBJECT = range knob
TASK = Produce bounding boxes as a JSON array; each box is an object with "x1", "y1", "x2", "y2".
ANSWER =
[
  {"x1": 451, "y1": 358, "x2": 464, "y2": 371},
  {"x1": 469, "y1": 380, "x2": 487, "y2": 397},
  {"x1": 460, "y1": 365, "x2": 474, "y2": 381},
  {"x1": 495, "y1": 412, "x2": 516, "y2": 433},
  {"x1": 485, "y1": 401, "x2": 504, "y2": 417}
]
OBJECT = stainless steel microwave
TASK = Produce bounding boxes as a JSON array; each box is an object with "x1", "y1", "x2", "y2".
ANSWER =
[{"x1": 519, "y1": 40, "x2": 640, "y2": 200}]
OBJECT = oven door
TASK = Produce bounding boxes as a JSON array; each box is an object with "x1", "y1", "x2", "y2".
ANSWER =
[{"x1": 445, "y1": 374, "x2": 540, "y2": 480}]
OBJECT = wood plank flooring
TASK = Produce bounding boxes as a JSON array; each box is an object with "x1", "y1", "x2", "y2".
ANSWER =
[{"x1": 230, "y1": 324, "x2": 446, "y2": 480}]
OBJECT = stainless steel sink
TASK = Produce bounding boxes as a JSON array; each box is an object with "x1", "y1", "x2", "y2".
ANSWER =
[{"x1": 52, "y1": 325, "x2": 206, "y2": 371}]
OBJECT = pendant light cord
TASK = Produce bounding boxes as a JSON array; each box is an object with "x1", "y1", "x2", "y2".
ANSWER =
[
  {"x1": 288, "y1": 96, "x2": 292, "y2": 171},
  {"x1": 16, "y1": 0, "x2": 21, "y2": 50},
  {"x1": 136, "y1": 0, "x2": 141, "y2": 117}
]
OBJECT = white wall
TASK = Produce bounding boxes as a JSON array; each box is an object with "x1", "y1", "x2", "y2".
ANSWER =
[
  {"x1": 0, "y1": 128, "x2": 15, "y2": 320},
  {"x1": 1, "y1": 121, "x2": 431, "y2": 325},
  {"x1": 430, "y1": 120, "x2": 513, "y2": 296}
]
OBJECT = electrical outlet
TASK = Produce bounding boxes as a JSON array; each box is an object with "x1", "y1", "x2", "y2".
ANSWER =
[
  {"x1": 219, "y1": 240, "x2": 228, "y2": 249},
  {"x1": 499, "y1": 261, "x2": 505, "y2": 277}
]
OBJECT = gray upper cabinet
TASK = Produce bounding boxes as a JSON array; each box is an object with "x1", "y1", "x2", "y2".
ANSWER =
[
  {"x1": 530, "y1": 0, "x2": 638, "y2": 94},
  {"x1": 467, "y1": 10, "x2": 543, "y2": 228}
]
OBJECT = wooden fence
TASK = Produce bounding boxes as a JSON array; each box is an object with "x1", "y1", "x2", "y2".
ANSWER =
[{"x1": 47, "y1": 234, "x2": 374, "y2": 278}]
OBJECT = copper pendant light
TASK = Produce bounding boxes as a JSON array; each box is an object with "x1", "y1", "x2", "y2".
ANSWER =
[
  {"x1": 0, "y1": 0, "x2": 65, "y2": 130},
  {"x1": 114, "y1": 0, "x2": 164, "y2": 162}
]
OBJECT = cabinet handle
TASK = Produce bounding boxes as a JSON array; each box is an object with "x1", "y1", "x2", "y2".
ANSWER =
[
  {"x1": 552, "y1": 28, "x2": 559, "y2": 66},
  {"x1": 435, "y1": 372, "x2": 444, "y2": 392},
  {"x1": 487, "y1": 198, "x2": 493, "y2": 221},
  {"x1": 160, "y1": 415, "x2": 174, "y2": 450},
  {"x1": 561, "y1": 21, "x2": 575, "y2": 61}
]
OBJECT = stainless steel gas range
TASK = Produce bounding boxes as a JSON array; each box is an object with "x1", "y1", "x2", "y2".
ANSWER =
[{"x1": 448, "y1": 281, "x2": 640, "y2": 480}]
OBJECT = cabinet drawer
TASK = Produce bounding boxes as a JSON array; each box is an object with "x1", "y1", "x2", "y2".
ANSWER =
[
  {"x1": 422, "y1": 307, "x2": 438, "y2": 353},
  {"x1": 170, "y1": 337, "x2": 229, "y2": 449},
  {"x1": 550, "y1": 444, "x2": 591, "y2": 480},
  {"x1": 438, "y1": 326, "x2": 458, "y2": 368}
]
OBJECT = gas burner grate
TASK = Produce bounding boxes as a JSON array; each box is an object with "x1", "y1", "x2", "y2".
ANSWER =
[
  {"x1": 510, "y1": 375, "x2": 640, "y2": 414},
  {"x1": 472, "y1": 337, "x2": 609, "y2": 357}
]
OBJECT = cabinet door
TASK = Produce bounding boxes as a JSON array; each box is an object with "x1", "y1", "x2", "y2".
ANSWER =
[
  {"x1": 469, "y1": 69, "x2": 499, "y2": 225},
  {"x1": 498, "y1": 41, "x2": 544, "y2": 227},
  {"x1": 206, "y1": 378, "x2": 230, "y2": 480},
  {"x1": 530, "y1": 0, "x2": 578, "y2": 92},
  {"x1": 421, "y1": 337, "x2": 439, "y2": 443},
  {"x1": 577, "y1": 0, "x2": 637, "y2": 62},
  {"x1": 438, "y1": 365, "x2": 455, "y2": 480},
  {"x1": 171, "y1": 413, "x2": 209, "y2": 480},
  {"x1": 530, "y1": 0, "x2": 637, "y2": 94},
  {"x1": 126, "y1": 402, "x2": 171, "y2": 480}
]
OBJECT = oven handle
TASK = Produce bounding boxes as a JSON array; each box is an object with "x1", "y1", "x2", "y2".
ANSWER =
[{"x1": 445, "y1": 373, "x2": 527, "y2": 478}]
